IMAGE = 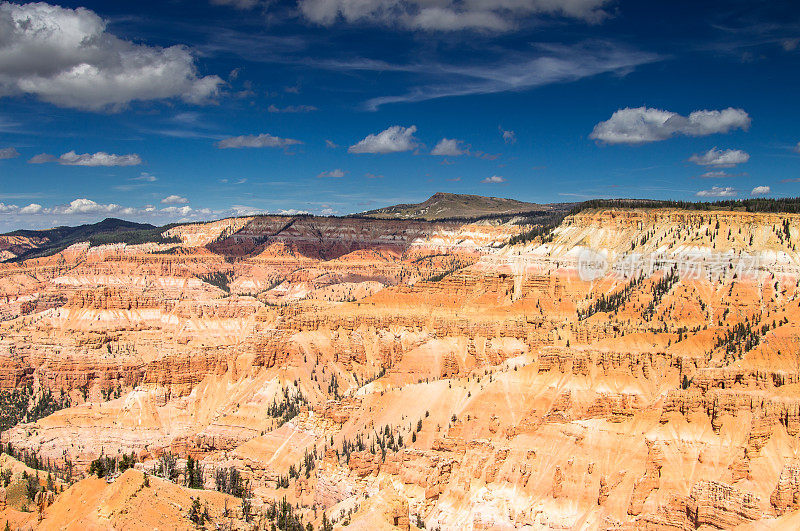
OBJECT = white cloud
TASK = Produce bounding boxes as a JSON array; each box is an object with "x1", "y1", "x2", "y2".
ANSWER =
[
  {"x1": 299, "y1": 0, "x2": 613, "y2": 31},
  {"x1": 58, "y1": 151, "x2": 142, "y2": 166},
  {"x1": 325, "y1": 139, "x2": 338, "y2": 149},
  {"x1": 210, "y1": 0, "x2": 261, "y2": 9},
  {"x1": 751, "y1": 186, "x2": 770, "y2": 196},
  {"x1": 134, "y1": 172, "x2": 157, "y2": 182},
  {"x1": 161, "y1": 195, "x2": 189, "y2": 204},
  {"x1": 688, "y1": 147, "x2": 749, "y2": 167},
  {"x1": 349, "y1": 125, "x2": 418, "y2": 154},
  {"x1": 27, "y1": 151, "x2": 141, "y2": 166},
  {"x1": 279, "y1": 209, "x2": 310, "y2": 215},
  {"x1": 365, "y1": 172, "x2": 384, "y2": 179},
  {"x1": 318, "y1": 169, "x2": 346, "y2": 178},
  {"x1": 361, "y1": 43, "x2": 658, "y2": 110},
  {"x1": 161, "y1": 205, "x2": 193, "y2": 215},
  {"x1": 28, "y1": 153, "x2": 55, "y2": 164},
  {"x1": 500, "y1": 127, "x2": 516, "y2": 144},
  {"x1": 268, "y1": 104, "x2": 318, "y2": 113},
  {"x1": 590, "y1": 107, "x2": 751, "y2": 145},
  {"x1": 216, "y1": 133, "x2": 302, "y2": 149},
  {"x1": 230, "y1": 205, "x2": 266, "y2": 216},
  {"x1": 696, "y1": 186, "x2": 737, "y2": 198},
  {"x1": 699, "y1": 170, "x2": 733, "y2": 178},
  {"x1": 482, "y1": 175, "x2": 506, "y2": 183},
  {"x1": 19, "y1": 203, "x2": 42, "y2": 214},
  {"x1": 0, "y1": 2, "x2": 223, "y2": 111},
  {"x1": 0, "y1": 197, "x2": 341, "y2": 231},
  {"x1": 56, "y1": 198, "x2": 121, "y2": 214},
  {"x1": 794, "y1": 142, "x2": 800, "y2": 153},
  {"x1": 0, "y1": 147, "x2": 19, "y2": 159},
  {"x1": 432, "y1": 138, "x2": 467, "y2": 156}
]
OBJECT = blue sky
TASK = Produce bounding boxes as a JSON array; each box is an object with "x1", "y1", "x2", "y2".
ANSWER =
[{"x1": 0, "y1": 0, "x2": 799, "y2": 229}]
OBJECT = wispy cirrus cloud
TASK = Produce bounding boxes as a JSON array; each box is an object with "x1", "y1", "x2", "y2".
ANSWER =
[
  {"x1": 318, "y1": 169, "x2": 346, "y2": 178},
  {"x1": 268, "y1": 104, "x2": 318, "y2": 113},
  {"x1": 500, "y1": 127, "x2": 516, "y2": 144},
  {"x1": 210, "y1": 0, "x2": 262, "y2": 9},
  {"x1": 345, "y1": 42, "x2": 659, "y2": 110}
]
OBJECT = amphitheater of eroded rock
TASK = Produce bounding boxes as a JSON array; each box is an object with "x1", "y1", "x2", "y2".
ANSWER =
[{"x1": 2, "y1": 208, "x2": 800, "y2": 529}]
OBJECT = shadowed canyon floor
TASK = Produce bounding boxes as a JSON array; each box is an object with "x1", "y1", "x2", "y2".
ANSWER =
[{"x1": 3, "y1": 206, "x2": 800, "y2": 529}]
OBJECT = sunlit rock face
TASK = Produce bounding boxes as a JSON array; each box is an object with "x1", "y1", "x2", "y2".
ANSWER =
[{"x1": 4, "y1": 208, "x2": 800, "y2": 529}]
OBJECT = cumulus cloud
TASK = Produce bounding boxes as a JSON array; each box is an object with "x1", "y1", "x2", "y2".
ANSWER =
[
  {"x1": 0, "y1": 197, "x2": 341, "y2": 231},
  {"x1": 160, "y1": 205, "x2": 193, "y2": 215},
  {"x1": 0, "y1": 147, "x2": 19, "y2": 159},
  {"x1": 28, "y1": 153, "x2": 56, "y2": 164},
  {"x1": 268, "y1": 104, "x2": 318, "y2": 113},
  {"x1": 19, "y1": 203, "x2": 42, "y2": 214},
  {"x1": 349, "y1": 125, "x2": 419, "y2": 154},
  {"x1": 317, "y1": 169, "x2": 346, "y2": 178},
  {"x1": 230, "y1": 205, "x2": 266, "y2": 216},
  {"x1": 161, "y1": 195, "x2": 189, "y2": 204},
  {"x1": 696, "y1": 186, "x2": 737, "y2": 198},
  {"x1": 299, "y1": 0, "x2": 613, "y2": 31},
  {"x1": 53, "y1": 198, "x2": 122, "y2": 214},
  {"x1": 216, "y1": 133, "x2": 302, "y2": 149},
  {"x1": 58, "y1": 151, "x2": 142, "y2": 166},
  {"x1": 688, "y1": 147, "x2": 749, "y2": 167},
  {"x1": 0, "y1": 2, "x2": 223, "y2": 111},
  {"x1": 751, "y1": 186, "x2": 770, "y2": 196},
  {"x1": 431, "y1": 138, "x2": 467, "y2": 156},
  {"x1": 482, "y1": 175, "x2": 506, "y2": 184},
  {"x1": 699, "y1": 170, "x2": 734, "y2": 179},
  {"x1": 27, "y1": 151, "x2": 141, "y2": 166},
  {"x1": 590, "y1": 107, "x2": 751, "y2": 145}
]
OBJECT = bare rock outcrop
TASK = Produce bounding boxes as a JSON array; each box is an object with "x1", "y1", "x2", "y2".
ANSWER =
[
  {"x1": 628, "y1": 440, "x2": 664, "y2": 516},
  {"x1": 686, "y1": 480, "x2": 761, "y2": 528},
  {"x1": 770, "y1": 459, "x2": 800, "y2": 515}
]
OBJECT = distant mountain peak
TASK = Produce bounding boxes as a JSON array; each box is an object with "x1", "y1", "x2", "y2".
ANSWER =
[{"x1": 359, "y1": 192, "x2": 551, "y2": 221}]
